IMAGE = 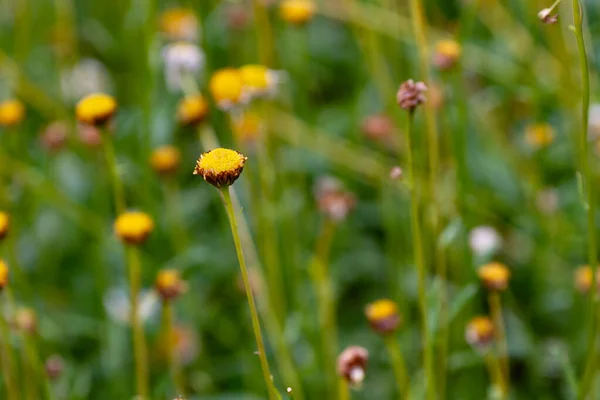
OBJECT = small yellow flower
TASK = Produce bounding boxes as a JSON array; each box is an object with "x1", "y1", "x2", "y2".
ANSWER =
[
  {"x1": 239, "y1": 64, "x2": 279, "y2": 98},
  {"x1": 0, "y1": 99, "x2": 25, "y2": 127},
  {"x1": 159, "y1": 8, "x2": 199, "y2": 42},
  {"x1": 155, "y1": 269, "x2": 187, "y2": 301},
  {"x1": 114, "y1": 211, "x2": 155, "y2": 245},
  {"x1": 177, "y1": 94, "x2": 209, "y2": 126},
  {"x1": 15, "y1": 307, "x2": 37, "y2": 334},
  {"x1": 209, "y1": 69, "x2": 245, "y2": 110},
  {"x1": 525, "y1": 123, "x2": 555, "y2": 149},
  {"x1": 280, "y1": 0, "x2": 316, "y2": 25},
  {"x1": 465, "y1": 316, "x2": 495, "y2": 349},
  {"x1": 433, "y1": 39, "x2": 461, "y2": 70},
  {"x1": 575, "y1": 265, "x2": 599, "y2": 294},
  {"x1": 193, "y1": 148, "x2": 247, "y2": 188},
  {"x1": 478, "y1": 262, "x2": 511, "y2": 291},
  {"x1": 0, "y1": 212, "x2": 9, "y2": 240},
  {"x1": 364, "y1": 299, "x2": 401, "y2": 335},
  {"x1": 76, "y1": 93, "x2": 117, "y2": 126},
  {"x1": 232, "y1": 112, "x2": 263, "y2": 143},
  {"x1": 0, "y1": 260, "x2": 8, "y2": 290},
  {"x1": 150, "y1": 146, "x2": 181, "y2": 176}
]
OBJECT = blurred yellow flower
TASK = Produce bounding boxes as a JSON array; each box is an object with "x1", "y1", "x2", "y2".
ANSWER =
[
  {"x1": 114, "y1": 211, "x2": 155, "y2": 245},
  {"x1": 478, "y1": 262, "x2": 511, "y2": 291},
  {"x1": 193, "y1": 148, "x2": 247, "y2": 188},
  {"x1": 15, "y1": 307, "x2": 37, "y2": 334},
  {"x1": 177, "y1": 94, "x2": 209, "y2": 126},
  {"x1": 0, "y1": 260, "x2": 8, "y2": 290},
  {"x1": 0, "y1": 212, "x2": 9, "y2": 240},
  {"x1": 574, "y1": 265, "x2": 599, "y2": 294},
  {"x1": 364, "y1": 299, "x2": 401, "y2": 334},
  {"x1": 280, "y1": 0, "x2": 316, "y2": 25},
  {"x1": 76, "y1": 93, "x2": 117, "y2": 126},
  {"x1": 0, "y1": 99, "x2": 25, "y2": 127},
  {"x1": 233, "y1": 112, "x2": 263, "y2": 143},
  {"x1": 465, "y1": 316, "x2": 495, "y2": 349},
  {"x1": 433, "y1": 39, "x2": 461, "y2": 70},
  {"x1": 150, "y1": 146, "x2": 181, "y2": 176},
  {"x1": 209, "y1": 69, "x2": 245, "y2": 110},
  {"x1": 525, "y1": 123, "x2": 554, "y2": 149},
  {"x1": 239, "y1": 64, "x2": 279, "y2": 98},
  {"x1": 159, "y1": 8, "x2": 199, "y2": 42},
  {"x1": 155, "y1": 269, "x2": 187, "y2": 301}
]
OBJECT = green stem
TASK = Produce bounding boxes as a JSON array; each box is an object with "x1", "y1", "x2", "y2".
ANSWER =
[
  {"x1": 251, "y1": 0, "x2": 275, "y2": 66},
  {"x1": 162, "y1": 301, "x2": 185, "y2": 396},
  {"x1": 572, "y1": 0, "x2": 597, "y2": 397},
  {"x1": 384, "y1": 335, "x2": 410, "y2": 400},
  {"x1": 0, "y1": 294, "x2": 18, "y2": 400},
  {"x1": 484, "y1": 351, "x2": 506, "y2": 398},
  {"x1": 20, "y1": 334, "x2": 36, "y2": 400},
  {"x1": 405, "y1": 111, "x2": 434, "y2": 398},
  {"x1": 163, "y1": 180, "x2": 190, "y2": 254},
  {"x1": 101, "y1": 130, "x2": 126, "y2": 215},
  {"x1": 24, "y1": 335, "x2": 54, "y2": 400},
  {"x1": 309, "y1": 218, "x2": 338, "y2": 397},
  {"x1": 338, "y1": 378, "x2": 350, "y2": 400},
  {"x1": 126, "y1": 246, "x2": 149, "y2": 398},
  {"x1": 489, "y1": 292, "x2": 509, "y2": 393},
  {"x1": 219, "y1": 187, "x2": 277, "y2": 400}
]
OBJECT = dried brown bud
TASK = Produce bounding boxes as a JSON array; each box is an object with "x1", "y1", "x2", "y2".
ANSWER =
[
  {"x1": 45, "y1": 355, "x2": 64, "y2": 380},
  {"x1": 361, "y1": 114, "x2": 394, "y2": 142},
  {"x1": 337, "y1": 346, "x2": 369, "y2": 385},
  {"x1": 538, "y1": 8, "x2": 558, "y2": 24},
  {"x1": 315, "y1": 178, "x2": 356, "y2": 222},
  {"x1": 396, "y1": 79, "x2": 427, "y2": 111},
  {"x1": 41, "y1": 121, "x2": 68, "y2": 152}
]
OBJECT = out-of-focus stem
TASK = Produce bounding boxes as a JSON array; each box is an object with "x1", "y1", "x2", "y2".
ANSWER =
[
  {"x1": 162, "y1": 301, "x2": 185, "y2": 396},
  {"x1": 488, "y1": 292, "x2": 509, "y2": 392},
  {"x1": 163, "y1": 179, "x2": 189, "y2": 254},
  {"x1": 384, "y1": 335, "x2": 410, "y2": 399},
  {"x1": 100, "y1": 130, "x2": 126, "y2": 214},
  {"x1": 0, "y1": 294, "x2": 18, "y2": 400},
  {"x1": 251, "y1": 0, "x2": 275, "y2": 66},
  {"x1": 338, "y1": 378, "x2": 350, "y2": 400}
]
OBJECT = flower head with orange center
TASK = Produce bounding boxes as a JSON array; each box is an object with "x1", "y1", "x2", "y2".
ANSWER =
[
  {"x1": 159, "y1": 8, "x2": 199, "y2": 42},
  {"x1": 239, "y1": 64, "x2": 281, "y2": 99},
  {"x1": 0, "y1": 212, "x2": 9, "y2": 240},
  {"x1": 365, "y1": 299, "x2": 401, "y2": 335},
  {"x1": 465, "y1": 316, "x2": 495, "y2": 350},
  {"x1": 337, "y1": 346, "x2": 369, "y2": 386},
  {"x1": 177, "y1": 94, "x2": 209, "y2": 126},
  {"x1": 114, "y1": 211, "x2": 155, "y2": 245},
  {"x1": 280, "y1": 0, "x2": 316, "y2": 25},
  {"x1": 574, "y1": 265, "x2": 600, "y2": 294},
  {"x1": 433, "y1": 39, "x2": 461, "y2": 70},
  {"x1": 0, "y1": 260, "x2": 8, "y2": 290},
  {"x1": 76, "y1": 93, "x2": 117, "y2": 126},
  {"x1": 0, "y1": 99, "x2": 25, "y2": 127},
  {"x1": 525, "y1": 123, "x2": 555, "y2": 149},
  {"x1": 478, "y1": 262, "x2": 511, "y2": 291},
  {"x1": 193, "y1": 148, "x2": 247, "y2": 188},
  {"x1": 150, "y1": 146, "x2": 181, "y2": 176},
  {"x1": 209, "y1": 68, "x2": 246, "y2": 110},
  {"x1": 155, "y1": 269, "x2": 187, "y2": 301}
]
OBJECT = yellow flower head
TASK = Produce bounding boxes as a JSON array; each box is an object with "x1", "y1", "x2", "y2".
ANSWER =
[
  {"x1": 465, "y1": 316, "x2": 495, "y2": 349},
  {"x1": 280, "y1": 0, "x2": 316, "y2": 25},
  {"x1": 525, "y1": 123, "x2": 555, "y2": 149},
  {"x1": 150, "y1": 146, "x2": 181, "y2": 175},
  {"x1": 575, "y1": 265, "x2": 599, "y2": 294},
  {"x1": 364, "y1": 299, "x2": 401, "y2": 335},
  {"x1": 114, "y1": 211, "x2": 155, "y2": 245},
  {"x1": 15, "y1": 307, "x2": 37, "y2": 334},
  {"x1": 478, "y1": 262, "x2": 511, "y2": 291},
  {"x1": 0, "y1": 212, "x2": 9, "y2": 240},
  {"x1": 0, "y1": 99, "x2": 25, "y2": 127},
  {"x1": 433, "y1": 39, "x2": 461, "y2": 70},
  {"x1": 0, "y1": 260, "x2": 8, "y2": 290},
  {"x1": 239, "y1": 64, "x2": 278, "y2": 98},
  {"x1": 177, "y1": 94, "x2": 209, "y2": 126},
  {"x1": 209, "y1": 68, "x2": 245, "y2": 110},
  {"x1": 193, "y1": 148, "x2": 247, "y2": 188},
  {"x1": 155, "y1": 269, "x2": 187, "y2": 301},
  {"x1": 233, "y1": 112, "x2": 263, "y2": 143},
  {"x1": 76, "y1": 93, "x2": 117, "y2": 126},
  {"x1": 159, "y1": 8, "x2": 199, "y2": 41}
]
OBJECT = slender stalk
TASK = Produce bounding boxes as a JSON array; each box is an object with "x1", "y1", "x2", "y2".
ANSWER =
[
  {"x1": 405, "y1": 111, "x2": 434, "y2": 397},
  {"x1": 126, "y1": 246, "x2": 149, "y2": 398},
  {"x1": 483, "y1": 351, "x2": 506, "y2": 398},
  {"x1": 219, "y1": 187, "x2": 277, "y2": 400},
  {"x1": 572, "y1": 0, "x2": 598, "y2": 397},
  {"x1": 309, "y1": 218, "x2": 338, "y2": 397},
  {"x1": 251, "y1": 0, "x2": 275, "y2": 66},
  {"x1": 162, "y1": 301, "x2": 185, "y2": 396},
  {"x1": 488, "y1": 292, "x2": 509, "y2": 392},
  {"x1": 20, "y1": 334, "x2": 36, "y2": 400},
  {"x1": 163, "y1": 179, "x2": 189, "y2": 254},
  {"x1": 384, "y1": 335, "x2": 410, "y2": 400},
  {"x1": 23, "y1": 335, "x2": 54, "y2": 400},
  {"x1": 100, "y1": 130, "x2": 126, "y2": 214},
  {"x1": 338, "y1": 378, "x2": 350, "y2": 400},
  {"x1": 0, "y1": 294, "x2": 18, "y2": 400}
]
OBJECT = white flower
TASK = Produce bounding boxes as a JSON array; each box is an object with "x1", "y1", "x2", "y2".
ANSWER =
[
  {"x1": 103, "y1": 287, "x2": 159, "y2": 325},
  {"x1": 60, "y1": 58, "x2": 111, "y2": 101},
  {"x1": 162, "y1": 42, "x2": 205, "y2": 92},
  {"x1": 469, "y1": 226, "x2": 502, "y2": 256}
]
